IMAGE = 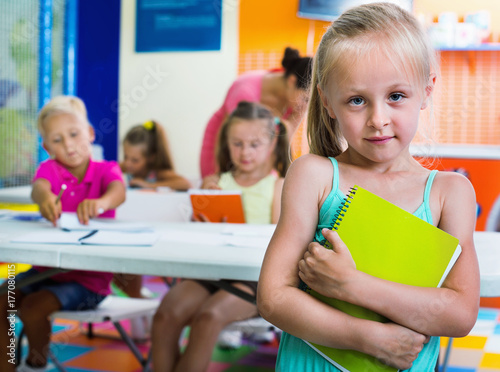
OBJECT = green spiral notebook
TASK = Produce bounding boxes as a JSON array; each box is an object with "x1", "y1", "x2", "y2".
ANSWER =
[{"x1": 303, "y1": 185, "x2": 462, "y2": 372}]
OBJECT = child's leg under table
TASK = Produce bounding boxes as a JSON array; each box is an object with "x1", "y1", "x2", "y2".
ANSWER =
[
  {"x1": 176, "y1": 281, "x2": 258, "y2": 372},
  {"x1": 112, "y1": 273, "x2": 143, "y2": 298},
  {"x1": 152, "y1": 280, "x2": 214, "y2": 372},
  {"x1": 10, "y1": 270, "x2": 105, "y2": 369}
]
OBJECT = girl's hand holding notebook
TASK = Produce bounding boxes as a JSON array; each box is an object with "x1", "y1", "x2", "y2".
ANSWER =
[{"x1": 299, "y1": 228, "x2": 356, "y2": 300}]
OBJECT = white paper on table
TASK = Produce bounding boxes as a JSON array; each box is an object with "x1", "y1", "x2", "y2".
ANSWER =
[
  {"x1": 220, "y1": 224, "x2": 276, "y2": 238},
  {"x1": 163, "y1": 230, "x2": 270, "y2": 248},
  {"x1": 82, "y1": 231, "x2": 160, "y2": 246},
  {"x1": 11, "y1": 229, "x2": 160, "y2": 246},
  {"x1": 0, "y1": 210, "x2": 13, "y2": 221},
  {"x1": 11, "y1": 230, "x2": 91, "y2": 244},
  {"x1": 162, "y1": 231, "x2": 225, "y2": 246},
  {"x1": 59, "y1": 213, "x2": 153, "y2": 232},
  {"x1": 224, "y1": 235, "x2": 271, "y2": 248}
]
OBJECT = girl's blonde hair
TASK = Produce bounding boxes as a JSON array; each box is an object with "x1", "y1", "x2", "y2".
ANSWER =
[
  {"x1": 123, "y1": 120, "x2": 175, "y2": 171},
  {"x1": 307, "y1": 2, "x2": 438, "y2": 157},
  {"x1": 37, "y1": 95, "x2": 90, "y2": 136},
  {"x1": 217, "y1": 101, "x2": 290, "y2": 177}
]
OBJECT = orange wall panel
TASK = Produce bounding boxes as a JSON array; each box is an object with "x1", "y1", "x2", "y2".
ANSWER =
[
  {"x1": 239, "y1": 0, "x2": 329, "y2": 73},
  {"x1": 419, "y1": 157, "x2": 500, "y2": 231},
  {"x1": 239, "y1": 0, "x2": 329, "y2": 55}
]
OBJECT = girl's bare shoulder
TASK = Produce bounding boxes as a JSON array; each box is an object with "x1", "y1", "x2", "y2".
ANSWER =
[
  {"x1": 288, "y1": 154, "x2": 333, "y2": 176},
  {"x1": 433, "y1": 170, "x2": 475, "y2": 197},
  {"x1": 285, "y1": 154, "x2": 334, "y2": 203},
  {"x1": 430, "y1": 170, "x2": 476, "y2": 222}
]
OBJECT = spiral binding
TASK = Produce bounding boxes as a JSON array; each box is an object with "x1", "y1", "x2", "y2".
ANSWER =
[
  {"x1": 324, "y1": 186, "x2": 357, "y2": 249},
  {"x1": 299, "y1": 186, "x2": 358, "y2": 293}
]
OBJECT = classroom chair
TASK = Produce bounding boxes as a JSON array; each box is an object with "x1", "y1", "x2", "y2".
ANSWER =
[
  {"x1": 223, "y1": 315, "x2": 282, "y2": 343},
  {"x1": 16, "y1": 295, "x2": 160, "y2": 372},
  {"x1": 441, "y1": 339, "x2": 453, "y2": 372}
]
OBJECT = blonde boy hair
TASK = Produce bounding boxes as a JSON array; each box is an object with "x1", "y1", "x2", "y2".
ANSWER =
[
  {"x1": 37, "y1": 95, "x2": 90, "y2": 136},
  {"x1": 307, "y1": 2, "x2": 439, "y2": 157}
]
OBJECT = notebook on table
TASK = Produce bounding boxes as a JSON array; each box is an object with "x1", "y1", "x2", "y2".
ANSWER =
[
  {"x1": 59, "y1": 213, "x2": 153, "y2": 232},
  {"x1": 188, "y1": 189, "x2": 245, "y2": 223},
  {"x1": 11, "y1": 212, "x2": 160, "y2": 246},
  {"x1": 11, "y1": 229, "x2": 160, "y2": 246},
  {"x1": 302, "y1": 185, "x2": 462, "y2": 372}
]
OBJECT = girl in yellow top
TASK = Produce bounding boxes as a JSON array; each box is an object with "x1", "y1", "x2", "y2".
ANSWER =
[{"x1": 151, "y1": 101, "x2": 290, "y2": 372}]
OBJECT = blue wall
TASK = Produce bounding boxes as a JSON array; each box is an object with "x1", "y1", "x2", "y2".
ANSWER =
[{"x1": 76, "y1": 0, "x2": 120, "y2": 161}]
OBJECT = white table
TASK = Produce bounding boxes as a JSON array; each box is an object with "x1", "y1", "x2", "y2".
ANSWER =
[
  {"x1": 0, "y1": 220, "x2": 272, "y2": 282},
  {"x1": 0, "y1": 219, "x2": 499, "y2": 296}
]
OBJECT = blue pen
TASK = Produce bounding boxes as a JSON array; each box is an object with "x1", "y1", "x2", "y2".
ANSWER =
[{"x1": 12, "y1": 214, "x2": 44, "y2": 221}]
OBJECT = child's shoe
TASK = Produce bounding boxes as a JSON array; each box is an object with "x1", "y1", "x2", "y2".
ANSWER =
[
  {"x1": 130, "y1": 314, "x2": 152, "y2": 342},
  {"x1": 140, "y1": 286, "x2": 157, "y2": 298},
  {"x1": 249, "y1": 329, "x2": 275, "y2": 344},
  {"x1": 217, "y1": 329, "x2": 243, "y2": 350}
]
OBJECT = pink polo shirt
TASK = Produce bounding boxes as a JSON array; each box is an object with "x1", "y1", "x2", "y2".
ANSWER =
[{"x1": 32, "y1": 159, "x2": 124, "y2": 295}]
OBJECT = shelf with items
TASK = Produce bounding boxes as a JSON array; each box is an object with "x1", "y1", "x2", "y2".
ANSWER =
[
  {"x1": 437, "y1": 43, "x2": 500, "y2": 51},
  {"x1": 436, "y1": 44, "x2": 500, "y2": 74}
]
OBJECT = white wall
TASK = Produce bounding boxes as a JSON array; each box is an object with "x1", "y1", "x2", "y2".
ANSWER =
[{"x1": 118, "y1": 2, "x2": 239, "y2": 182}]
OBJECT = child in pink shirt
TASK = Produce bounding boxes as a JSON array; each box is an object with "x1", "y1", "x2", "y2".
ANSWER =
[{"x1": 0, "y1": 95, "x2": 126, "y2": 372}]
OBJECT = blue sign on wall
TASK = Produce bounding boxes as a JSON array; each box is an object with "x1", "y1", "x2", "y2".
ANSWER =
[
  {"x1": 77, "y1": 0, "x2": 121, "y2": 161},
  {"x1": 136, "y1": 0, "x2": 222, "y2": 52}
]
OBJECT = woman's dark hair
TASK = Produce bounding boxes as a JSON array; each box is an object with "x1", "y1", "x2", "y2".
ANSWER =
[
  {"x1": 217, "y1": 101, "x2": 290, "y2": 177},
  {"x1": 123, "y1": 120, "x2": 174, "y2": 171},
  {"x1": 281, "y1": 47, "x2": 312, "y2": 90}
]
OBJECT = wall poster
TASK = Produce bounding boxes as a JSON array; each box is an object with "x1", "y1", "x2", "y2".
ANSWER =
[{"x1": 136, "y1": 0, "x2": 222, "y2": 52}]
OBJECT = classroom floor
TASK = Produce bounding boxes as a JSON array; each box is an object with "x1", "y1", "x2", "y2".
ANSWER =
[{"x1": 8, "y1": 274, "x2": 500, "y2": 372}]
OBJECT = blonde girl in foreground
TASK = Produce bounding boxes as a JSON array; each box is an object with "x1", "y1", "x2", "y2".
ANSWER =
[{"x1": 258, "y1": 3, "x2": 479, "y2": 371}]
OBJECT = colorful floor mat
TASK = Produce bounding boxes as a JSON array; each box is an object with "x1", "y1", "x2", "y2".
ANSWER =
[{"x1": 7, "y1": 274, "x2": 500, "y2": 371}]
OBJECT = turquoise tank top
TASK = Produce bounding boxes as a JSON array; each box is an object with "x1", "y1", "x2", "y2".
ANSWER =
[{"x1": 276, "y1": 157, "x2": 439, "y2": 372}]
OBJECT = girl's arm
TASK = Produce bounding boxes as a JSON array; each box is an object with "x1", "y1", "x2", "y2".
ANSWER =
[
  {"x1": 270, "y1": 177, "x2": 284, "y2": 224},
  {"x1": 31, "y1": 178, "x2": 61, "y2": 226},
  {"x1": 77, "y1": 180, "x2": 126, "y2": 224},
  {"x1": 201, "y1": 174, "x2": 221, "y2": 190},
  {"x1": 257, "y1": 155, "x2": 427, "y2": 370},
  {"x1": 150, "y1": 169, "x2": 191, "y2": 190},
  {"x1": 300, "y1": 172, "x2": 479, "y2": 337}
]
